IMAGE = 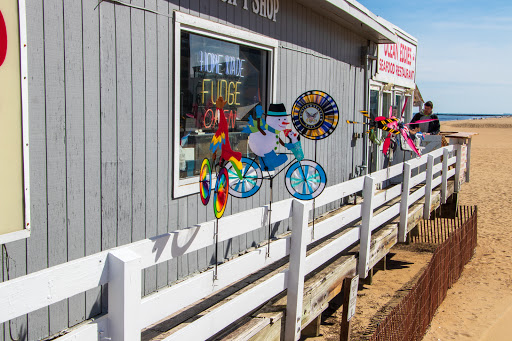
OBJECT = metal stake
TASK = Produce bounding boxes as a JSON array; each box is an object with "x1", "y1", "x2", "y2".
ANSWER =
[
  {"x1": 214, "y1": 217, "x2": 219, "y2": 280},
  {"x1": 267, "y1": 178, "x2": 273, "y2": 257}
]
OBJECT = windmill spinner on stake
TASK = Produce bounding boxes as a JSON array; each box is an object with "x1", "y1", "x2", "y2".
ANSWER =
[
  {"x1": 380, "y1": 97, "x2": 439, "y2": 158},
  {"x1": 346, "y1": 110, "x2": 400, "y2": 146}
]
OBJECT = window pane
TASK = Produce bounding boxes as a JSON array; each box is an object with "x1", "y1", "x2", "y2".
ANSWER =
[
  {"x1": 179, "y1": 32, "x2": 269, "y2": 180},
  {"x1": 382, "y1": 93, "x2": 391, "y2": 117},
  {"x1": 369, "y1": 90, "x2": 379, "y2": 117},
  {"x1": 395, "y1": 93, "x2": 403, "y2": 116}
]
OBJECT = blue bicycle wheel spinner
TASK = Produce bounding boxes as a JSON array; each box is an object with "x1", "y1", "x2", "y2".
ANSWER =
[
  {"x1": 285, "y1": 160, "x2": 326, "y2": 200},
  {"x1": 225, "y1": 157, "x2": 263, "y2": 198}
]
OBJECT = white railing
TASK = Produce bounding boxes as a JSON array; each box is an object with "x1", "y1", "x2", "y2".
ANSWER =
[{"x1": 0, "y1": 144, "x2": 463, "y2": 341}]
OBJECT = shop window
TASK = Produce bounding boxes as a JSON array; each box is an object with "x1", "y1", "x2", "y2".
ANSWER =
[
  {"x1": 173, "y1": 13, "x2": 278, "y2": 197},
  {"x1": 369, "y1": 89, "x2": 379, "y2": 117},
  {"x1": 395, "y1": 93, "x2": 403, "y2": 116},
  {"x1": 382, "y1": 92, "x2": 392, "y2": 117}
]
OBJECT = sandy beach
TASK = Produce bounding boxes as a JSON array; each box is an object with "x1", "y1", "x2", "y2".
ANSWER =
[
  {"x1": 423, "y1": 116, "x2": 512, "y2": 340},
  {"x1": 304, "y1": 116, "x2": 512, "y2": 340}
]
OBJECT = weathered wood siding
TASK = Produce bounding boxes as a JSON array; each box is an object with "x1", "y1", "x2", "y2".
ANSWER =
[{"x1": 1, "y1": 0, "x2": 368, "y2": 339}]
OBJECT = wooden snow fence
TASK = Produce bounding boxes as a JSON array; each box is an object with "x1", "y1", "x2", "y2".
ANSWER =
[
  {"x1": 0, "y1": 145, "x2": 465, "y2": 341},
  {"x1": 368, "y1": 206, "x2": 477, "y2": 341}
]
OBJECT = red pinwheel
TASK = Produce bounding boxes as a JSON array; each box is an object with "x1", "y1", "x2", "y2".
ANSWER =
[
  {"x1": 381, "y1": 97, "x2": 438, "y2": 157},
  {"x1": 381, "y1": 105, "x2": 402, "y2": 156}
]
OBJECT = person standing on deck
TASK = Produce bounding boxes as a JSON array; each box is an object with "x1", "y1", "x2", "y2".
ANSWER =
[{"x1": 410, "y1": 101, "x2": 440, "y2": 135}]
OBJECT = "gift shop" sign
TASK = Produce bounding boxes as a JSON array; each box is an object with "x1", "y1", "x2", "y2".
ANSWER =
[{"x1": 220, "y1": 0, "x2": 280, "y2": 22}]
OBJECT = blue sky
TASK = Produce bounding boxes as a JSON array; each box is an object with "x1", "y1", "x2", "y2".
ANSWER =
[{"x1": 358, "y1": 0, "x2": 512, "y2": 114}]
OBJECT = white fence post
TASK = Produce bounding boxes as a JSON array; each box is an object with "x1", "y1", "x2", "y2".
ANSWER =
[
  {"x1": 108, "y1": 248, "x2": 142, "y2": 341},
  {"x1": 454, "y1": 144, "x2": 462, "y2": 192},
  {"x1": 358, "y1": 176, "x2": 375, "y2": 279},
  {"x1": 441, "y1": 148, "x2": 449, "y2": 204},
  {"x1": 465, "y1": 138, "x2": 472, "y2": 183},
  {"x1": 423, "y1": 155, "x2": 435, "y2": 219},
  {"x1": 285, "y1": 199, "x2": 309, "y2": 341},
  {"x1": 399, "y1": 162, "x2": 412, "y2": 243}
]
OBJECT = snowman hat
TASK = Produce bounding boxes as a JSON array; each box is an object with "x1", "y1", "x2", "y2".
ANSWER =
[{"x1": 266, "y1": 103, "x2": 288, "y2": 116}]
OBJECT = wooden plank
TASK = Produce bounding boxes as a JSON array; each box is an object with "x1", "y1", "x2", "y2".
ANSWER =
[
  {"x1": 44, "y1": 0, "x2": 68, "y2": 333},
  {"x1": 99, "y1": 0, "x2": 117, "y2": 313},
  {"x1": 0, "y1": 251, "x2": 109, "y2": 324},
  {"x1": 64, "y1": 0, "x2": 86, "y2": 328},
  {"x1": 2, "y1": 241, "x2": 28, "y2": 341},
  {"x1": 168, "y1": 199, "x2": 179, "y2": 284},
  {"x1": 305, "y1": 227, "x2": 360, "y2": 276},
  {"x1": 314, "y1": 176, "x2": 364, "y2": 207},
  {"x1": 189, "y1": 0, "x2": 199, "y2": 16},
  {"x1": 131, "y1": 0, "x2": 147, "y2": 246},
  {"x1": 144, "y1": 0, "x2": 158, "y2": 295},
  {"x1": 301, "y1": 257, "x2": 357, "y2": 331},
  {"x1": 99, "y1": 0, "x2": 117, "y2": 251},
  {"x1": 285, "y1": 201, "x2": 308, "y2": 341},
  {"x1": 186, "y1": 196, "x2": 199, "y2": 274},
  {"x1": 115, "y1": 0, "x2": 134, "y2": 248},
  {"x1": 221, "y1": 312, "x2": 283, "y2": 341},
  {"x1": 339, "y1": 277, "x2": 352, "y2": 341},
  {"x1": 441, "y1": 149, "x2": 449, "y2": 204},
  {"x1": 367, "y1": 225, "x2": 397, "y2": 270},
  {"x1": 139, "y1": 237, "x2": 291, "y2": 328},
  {"x1": 409, "y1": 186, "x2": 426, "y2": 204},
  {"x1": 399, "y1": 162, "x2": 412, "y2": 242},
  {"x1": 309, "y1": 205, "x2": 361, "y2": 244},
  {"x1": 167, "y1": 0, "x2": 179, "y2": 285},
  {"x1": 206, "y1": 178, "x2": 449, "y2": 341},
  {"x1": 372, "y1": 183, "x2": 402, "y2": 208},
  {"x1": 410, "y1": 172, "x2": 427, "y2": 188},
  {"x1": 156, "y1": 0, "x2": 170, "y2": 289},
  {"x1": 25, "y1": 0, "x2": 50, "y2": 337},
  {"x1": 52, "y1": 316, "x2": 108, "y2": 341},
  {"x1": 108, "y1": 249, "x2": 142, "y2": 341},
  {"x1": 455, "y1": 144, "x2": 462, "y2": 192},
  {"x1": 162, "y1": 273, "x2": 287, "y2": 341},
  {"x1": 424, "y1": 155, "x2": 435, "y2": 219},
  {"x1": 128, "y1": 199, "x2": 294, "y2": 270},
  {"x1": 177, "y1": 198, "x2": 189, "y2": 279},
  {"x1": 215, "y1": 253, "x2": 357, "y2": 341},
  {"x1": 358, "y1": 176, "x2": 375, "y2": 278},
  {"x1": 370, "y1": 202, "x2": 400, "y2": 231},
  {"x1": 83, "y1": 0, "x2": 103, "y2": 321}
]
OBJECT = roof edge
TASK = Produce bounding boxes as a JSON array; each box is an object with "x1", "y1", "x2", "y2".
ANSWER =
[{"x1": 325, "y1": 0, "x2": 398, "y2": 44}]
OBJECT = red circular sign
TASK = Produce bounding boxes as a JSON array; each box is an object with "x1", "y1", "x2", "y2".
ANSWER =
[{"x1": 0, "y1": 10, "x2": 7, "y2": 67}]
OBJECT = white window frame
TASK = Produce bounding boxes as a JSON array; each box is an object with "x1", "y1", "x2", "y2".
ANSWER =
[
  {"x1": 173, "y1": 12, "x2": 278, "y2": 198},
  {"x1": 0, "y1": 0, "x2": 31, "y2": 245},
  {"x1": 369, "y1": 81, "x2": 381, "y2": 116}
]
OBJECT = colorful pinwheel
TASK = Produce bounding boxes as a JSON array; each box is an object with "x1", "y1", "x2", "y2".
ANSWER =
[
  {"x1": 213, "y1": 167, "x2": 229, "y2": 219},
  {"x1": 346, "y1": 110, "x2": 400, "y2": 146},
  {"x1": 381, "y1": 98, "x2": 438, "y2": 157}
]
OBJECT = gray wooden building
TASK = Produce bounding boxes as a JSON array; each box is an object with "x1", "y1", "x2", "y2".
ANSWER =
[{"x1": 0, "y1": 0, "x2": 408, "y2": 339}]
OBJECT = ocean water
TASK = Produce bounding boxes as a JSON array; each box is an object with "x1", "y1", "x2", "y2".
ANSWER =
[{"x1": 436, "y1": 113, "x2": 512, "y2": 122}]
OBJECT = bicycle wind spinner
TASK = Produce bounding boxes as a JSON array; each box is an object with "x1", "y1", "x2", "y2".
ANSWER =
[{"x1": 200, "y1": 92, "x2": 338, "y2": 266}]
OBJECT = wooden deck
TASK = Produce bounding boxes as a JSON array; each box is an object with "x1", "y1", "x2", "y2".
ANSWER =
[{"x1": 142, "y1": 180, "x2": 455, "y2": 341}]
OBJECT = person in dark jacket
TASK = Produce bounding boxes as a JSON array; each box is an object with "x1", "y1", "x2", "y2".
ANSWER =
[{"x1": 409, "y1": 101, "x2": 440, "y2": 135}]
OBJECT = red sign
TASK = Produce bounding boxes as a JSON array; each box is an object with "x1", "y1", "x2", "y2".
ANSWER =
[{"x1": 0, "y1": 10, "x2": 7, "y2": 67}]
